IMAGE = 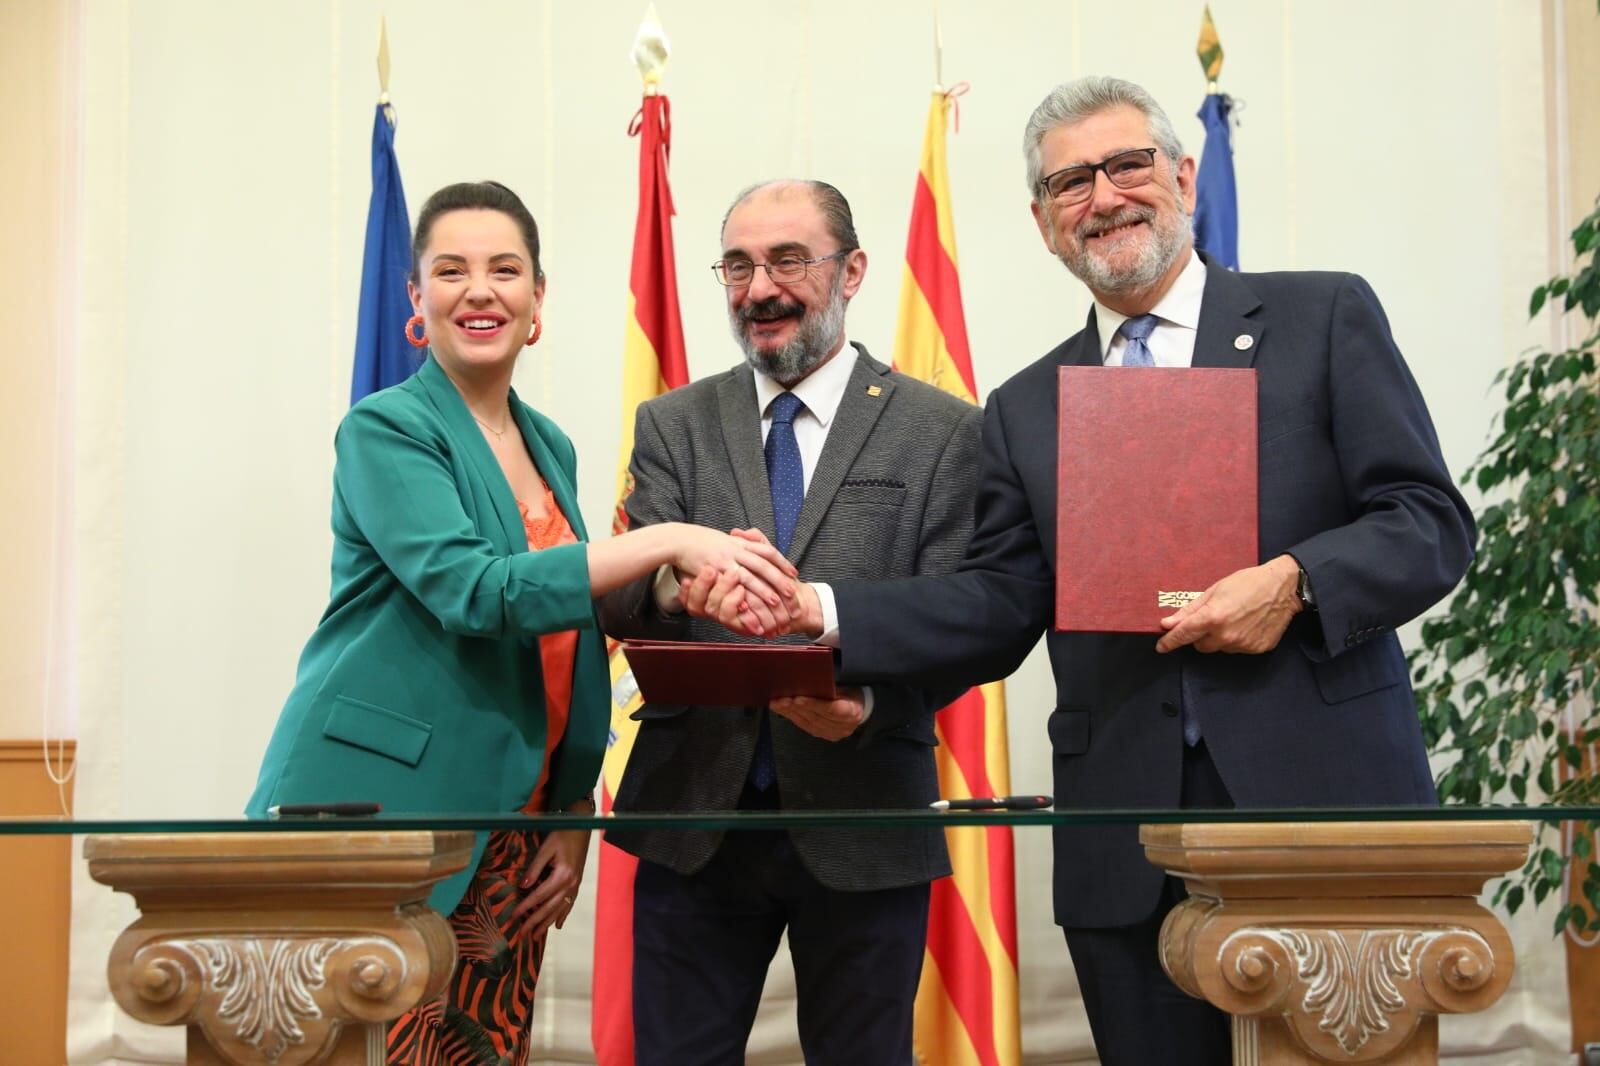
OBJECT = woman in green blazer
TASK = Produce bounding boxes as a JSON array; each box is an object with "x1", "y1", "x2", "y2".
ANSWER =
[{"x1": 246, "y1": 182, "x2": 795, "y2": 1061}]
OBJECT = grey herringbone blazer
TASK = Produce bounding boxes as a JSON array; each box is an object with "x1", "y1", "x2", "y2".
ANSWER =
[{"x1": 597, "y1": 345, "x2": 981, "y2": 891}]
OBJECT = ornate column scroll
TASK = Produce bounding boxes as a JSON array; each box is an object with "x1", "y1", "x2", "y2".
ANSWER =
[
  {"x1": 86, "y1": 830, "x2": 472, "y2": 1065},
  {"x1": 1142, "y1": 820, "x2": 1531, "y2": 1064}
]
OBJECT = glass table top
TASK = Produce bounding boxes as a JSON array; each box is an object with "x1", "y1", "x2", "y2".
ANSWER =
[{"x1": 1, "y1": 804, "x2": 1596, "y2": 834}]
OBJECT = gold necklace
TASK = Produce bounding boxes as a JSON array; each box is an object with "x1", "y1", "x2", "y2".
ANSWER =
[{"x1": 472, "y1": 410, "x2": 510, "y2": 440}]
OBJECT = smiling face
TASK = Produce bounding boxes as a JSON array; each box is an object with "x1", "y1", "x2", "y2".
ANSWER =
[
  {"x1": 406, "y1": 208, "x2": 543, "y2": 378},
  {"x1": 1029, "y1": 104, "x2": 1197, "y2": 312},
  {"x1": 720, "y1": 184, "x2": 866, "y2": 386}
]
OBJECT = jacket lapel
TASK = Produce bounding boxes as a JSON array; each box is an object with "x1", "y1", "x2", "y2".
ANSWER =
[
  {"x1": 416, "y1": 358, "x2": 527, "y2": 551},
  {"x1": 509, "y1": 393, "x2": 588, "y2": 542},
  {"x1": 717, "y1": 368, "x2": 774, "y2": 540},
  {"x1": 787, "y1": 344, "x2": 892, "y2": 563},
  {"x1": 1062, "y1": 307, "x2": 1105, "y2": 367},
  {"x1": 1190, "y1": 255, "x2": 1265, "y2": 369}
]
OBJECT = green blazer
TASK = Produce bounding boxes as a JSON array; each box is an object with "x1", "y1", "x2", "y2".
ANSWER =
[{"x1": 247, "y1": 357, "x2": 609, "y2": 913}]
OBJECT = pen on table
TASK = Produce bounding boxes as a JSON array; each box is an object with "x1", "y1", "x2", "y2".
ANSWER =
[
  {"x1": 267, "y1": 802, "x2": 382, "y2": 817},
  {"x1": 930, "y1": 795, "x2": 1053, "y2": 811}
]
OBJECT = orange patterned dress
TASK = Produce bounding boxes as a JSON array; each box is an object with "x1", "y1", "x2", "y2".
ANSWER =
[{"x1": 386, "y1": 480, "x2": 579, "y2": 1065}]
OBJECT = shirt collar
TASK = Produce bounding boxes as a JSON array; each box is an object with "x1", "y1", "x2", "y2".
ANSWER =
[
  {"x1": 753, "y1": 340, "x2": 858, "y2": 428},
  {"x1": 1093, "y1": 249, "x2": 1206, "y2": 359}
]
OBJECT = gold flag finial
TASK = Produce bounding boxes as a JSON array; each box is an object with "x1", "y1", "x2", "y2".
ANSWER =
[
  {"x1": 377, "y1": 16, "x2": 394, "y2": 120},
  {"x1": 933, "y1": 3, "x2": 943, "y2": 91},
  {"x1": 1196, "y1": 5, "x2": 1224, "y2": 93},
  {"x1": 632, "y1": 3, "x2": 670, "y2": 95}
]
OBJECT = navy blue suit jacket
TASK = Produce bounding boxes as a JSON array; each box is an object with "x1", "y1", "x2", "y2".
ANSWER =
[{"x1": 832, "y1": 260, "x2": 1475, "y2": 927}]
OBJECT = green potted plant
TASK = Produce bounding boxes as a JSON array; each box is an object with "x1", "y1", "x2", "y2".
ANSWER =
[{"x1": 1411, "y1": 192, "x2": 1600, "y2": 933}]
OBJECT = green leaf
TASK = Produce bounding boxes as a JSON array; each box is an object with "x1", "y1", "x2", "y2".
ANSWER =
[{"x1": 1505, "y1": 884, "x2": 1525, "y2": 914}]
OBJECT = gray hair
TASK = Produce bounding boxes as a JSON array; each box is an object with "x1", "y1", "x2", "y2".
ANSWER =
[
  {"x1": 720, "y1": 179, "x2": 860, "y2": 253},
  {"x1": 1022, "y1": 76, "x2": 1185, "y2": 197}
]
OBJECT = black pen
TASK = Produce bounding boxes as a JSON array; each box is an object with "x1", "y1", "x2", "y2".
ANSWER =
[
  {"x1": 929, "y1": 795, "x2": 1053, "y2": 811},
  {"x1": 267, "y1": 802, "x2": 382, "y2": 817}
]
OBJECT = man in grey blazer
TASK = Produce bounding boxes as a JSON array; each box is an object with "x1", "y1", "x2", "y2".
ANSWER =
[{"x1": 596, "y1": 179, "x2": 981, "y2": 1066}]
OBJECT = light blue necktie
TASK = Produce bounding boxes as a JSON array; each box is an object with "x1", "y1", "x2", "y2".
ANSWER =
[
  {"x1": 1115, "y1": 315, "x2": 1202, "y2": 745},
  {"x1": 1117, "y1": 313, "x2": 1159, "y2": 367},
  {"x1": 750, "y1": 391, "x2": 806, "y2": 791}
]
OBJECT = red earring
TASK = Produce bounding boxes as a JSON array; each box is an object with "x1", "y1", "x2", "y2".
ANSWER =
[
  {"x1": 525, "y1": 317, "x2": 543, "y2": 347},
  {"x1": 405, "y1": 314, "x2": 428, "y2": 349}
]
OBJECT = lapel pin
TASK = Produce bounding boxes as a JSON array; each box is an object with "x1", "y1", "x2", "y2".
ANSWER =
[
  {"x1": 1234, "y1": 334, "x2": 1255, "y2": 351},
  {"x1": 866, "y1": 385, "x2": 883, "y2": 397}
]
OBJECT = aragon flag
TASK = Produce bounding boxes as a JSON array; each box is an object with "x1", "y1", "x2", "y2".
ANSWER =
[
  {"x1": 894, "y1": 87, "x2": 1022, "y2": 1066},
  {"x1": 590, "y1": 88, "x2": 689, "y2": 1066}
]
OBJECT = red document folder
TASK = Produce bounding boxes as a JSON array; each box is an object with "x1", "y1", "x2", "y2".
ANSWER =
[
  {"x1": 1055, "y1": 366, "x2": 1258, "y2": 633},
  {"x1": 621, "y1": 640, "x2": 837, "y2": 706}
]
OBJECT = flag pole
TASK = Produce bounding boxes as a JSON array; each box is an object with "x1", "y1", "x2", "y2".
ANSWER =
[{"x1": 377, "y1": 16, "x2": 394, "y2": 125}]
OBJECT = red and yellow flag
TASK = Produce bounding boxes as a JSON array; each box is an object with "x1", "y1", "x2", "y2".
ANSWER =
[
  {"x1": 591, "y1": 88, "x2": 689, "y2": 1066},
  {"x1": 895, "y1": 87, "x2": 1022, "y2": 1066}
]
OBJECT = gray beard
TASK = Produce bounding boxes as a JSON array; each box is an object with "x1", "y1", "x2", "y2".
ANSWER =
[
  {"x1": 732, "y1": 272, "x2": 848, "y2": 386},
  {"x1": 1056, "y1": 194, "x2": 1192, "y2": 297}
]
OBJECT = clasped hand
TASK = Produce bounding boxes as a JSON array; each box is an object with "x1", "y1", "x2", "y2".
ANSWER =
[{"x1": 675, "y1": 527, "x2": 821, "y2": 638}]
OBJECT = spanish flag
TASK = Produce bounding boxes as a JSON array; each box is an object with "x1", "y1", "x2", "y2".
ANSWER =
[
  {"x1": 895, "y1": 88, "x2": 1022, "y2": 1066},
  {"x1": 591, "y1": 89, "x2": 689, "y2": 1066}
]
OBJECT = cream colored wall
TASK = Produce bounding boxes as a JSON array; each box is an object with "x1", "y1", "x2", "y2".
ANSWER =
[{"x1": 51, "y1": 0, "x2": 1574, "y2": 1062}]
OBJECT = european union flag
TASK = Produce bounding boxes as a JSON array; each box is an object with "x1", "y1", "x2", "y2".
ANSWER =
[
  {"x1": 350, "y1": 103, "x2": 416, "y2": 404},
  {"x1": 1194, "y1": 93, "x2": 1239, "y2": 270}
]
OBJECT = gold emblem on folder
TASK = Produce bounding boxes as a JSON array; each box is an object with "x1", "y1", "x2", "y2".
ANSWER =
[{"x1": 1158, "y1": 590, "x2": 1203, "y2": 608}]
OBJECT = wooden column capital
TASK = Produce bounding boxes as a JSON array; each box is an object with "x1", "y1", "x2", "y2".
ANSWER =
[
  {"x1": 1142, "y1": 821, "x2": 1533, "y2": 1064},
  {"x1": 86, "y1": 830, "x2": 473, "y2": 1066}
]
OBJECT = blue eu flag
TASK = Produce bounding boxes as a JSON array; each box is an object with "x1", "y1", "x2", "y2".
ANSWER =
[
  {"x1": 350, "y1": 103, "x2": 416, "y2": 404},
  {"x1": 1194, "y1": 93, "x2": 1239, "y2": 270}
]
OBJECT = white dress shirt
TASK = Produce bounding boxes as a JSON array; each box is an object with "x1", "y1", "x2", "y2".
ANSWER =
[{"x1": 1094, "y1": 249, "x2": 1206, "y2": 367}]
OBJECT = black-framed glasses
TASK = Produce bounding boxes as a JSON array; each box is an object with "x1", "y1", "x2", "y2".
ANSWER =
[
  {"x1": 1037, "y1": 148, "x2": 1161, "y2": 205},
  {"x1": 711, "y1": 250, "x2": 851, "y2": 287}
]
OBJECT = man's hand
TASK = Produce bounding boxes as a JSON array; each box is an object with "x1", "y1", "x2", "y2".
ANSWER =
[
  {"x1": 1155, "y1": 554, "x2": 1303, "y2": 655},
  {"x1": 769, "y1": 686, "x2": 867, "y2": 741}
]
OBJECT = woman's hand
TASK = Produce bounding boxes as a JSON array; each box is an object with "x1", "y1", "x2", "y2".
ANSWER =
[{"x1": 510, "y1": 823, "x2": 592, "y2": 943}]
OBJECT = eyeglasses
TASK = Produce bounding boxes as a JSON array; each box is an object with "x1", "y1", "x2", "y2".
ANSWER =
[
  {"x1": 711, "y1": 250, "x2": 851, "y2": 287},
  {"x1": 1037, "y1": 148, "x2": 1161, "y2": 205}
]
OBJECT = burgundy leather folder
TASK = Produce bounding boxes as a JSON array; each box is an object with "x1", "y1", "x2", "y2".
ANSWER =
[
  {"x1": 1055, "y1": 365, "x2": 1258, "y2": 633},
  {"x1": 621, "y1": 640, "x2": 837, "y2": 706}
]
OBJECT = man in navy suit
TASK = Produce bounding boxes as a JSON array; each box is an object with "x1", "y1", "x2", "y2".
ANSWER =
[{"x1": 695, "y1": 77, "x2": 1475, "y2": 1065}]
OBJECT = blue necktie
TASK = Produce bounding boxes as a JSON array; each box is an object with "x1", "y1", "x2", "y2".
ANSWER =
[
  {"x1": 1117, "y1": 313, "x2": 1159, "y2": 367},
  {"x1": 1115, "y1": 315, "x2": 1202, "y2": 745},
  {"x1": 750, "y1": 391, "x2": 806, "y2": 791}
]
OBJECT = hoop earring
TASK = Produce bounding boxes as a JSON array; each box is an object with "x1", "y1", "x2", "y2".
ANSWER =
[
  {"x1": 405, "y1": 314, "x2": 428, "y2": 349},
  {"x1": 525, "y1": 317, "x2": 543, "y2": 347}
]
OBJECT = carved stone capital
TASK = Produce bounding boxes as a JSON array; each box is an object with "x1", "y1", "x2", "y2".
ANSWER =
[
  {"x1": 1142, "y1": 821, "x2": 1532, "y2": 1065},
  {"x1": 1164, "y1": 903, "x2": 1506, "y2": 1061},
  {"x1": 87, "y1": 831, "x2": 472, "y2": 1066},
  {"x1": 113, "y1": 931, "x2": 436, "y2": 1065}
]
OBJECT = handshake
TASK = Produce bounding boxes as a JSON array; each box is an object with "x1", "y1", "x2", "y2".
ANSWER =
[{"x1": 666, "y1": 526, "x2": 823, "y2": 640}]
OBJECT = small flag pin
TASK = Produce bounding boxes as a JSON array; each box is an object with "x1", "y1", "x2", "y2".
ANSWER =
[{"x1": 866, "y1": 385, "x2": 883, "y2": 397}]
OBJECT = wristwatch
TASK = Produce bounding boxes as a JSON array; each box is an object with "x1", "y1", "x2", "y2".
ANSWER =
[{"x1": 1295, "y1": 566, "x2": 1318, "y2": 612}]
